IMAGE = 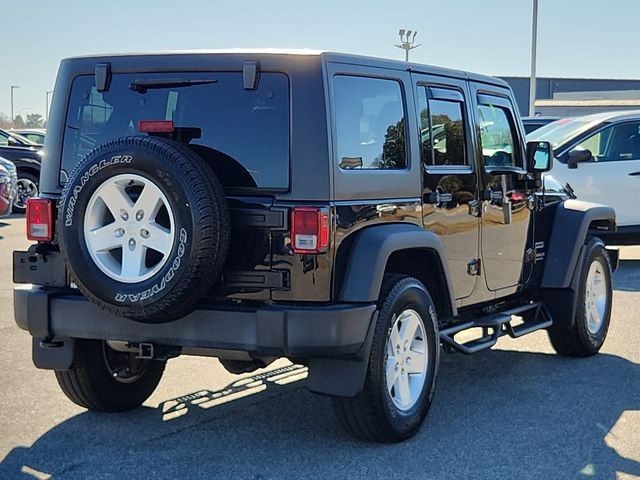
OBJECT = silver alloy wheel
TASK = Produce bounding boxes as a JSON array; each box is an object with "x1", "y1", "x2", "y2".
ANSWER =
[
  {"x1": 385, "y1": 308, "x2": 429, "y2": 411},
  {"x1": 84, "y1": 173, "x2": 175, "y2": 283},
  {"x1": 585, "y1": 259, "x2": 608, "y2": 335},
  {"x1": 15, "y1": 177, "x2": 38, "y2": 209}
]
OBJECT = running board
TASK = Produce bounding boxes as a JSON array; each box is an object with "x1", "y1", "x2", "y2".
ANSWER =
[{"x1": 439, "y1": 302, "x2": 552, "y2": 354}]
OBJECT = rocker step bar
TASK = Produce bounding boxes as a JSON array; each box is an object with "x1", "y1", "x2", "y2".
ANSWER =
[{"x1": 439, "y1": 302, "x2": 552, "y2": 354}]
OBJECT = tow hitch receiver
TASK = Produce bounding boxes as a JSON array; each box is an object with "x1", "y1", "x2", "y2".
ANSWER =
[{"x1": 137, "y1": 342, "x2": 154, "y2": 360}]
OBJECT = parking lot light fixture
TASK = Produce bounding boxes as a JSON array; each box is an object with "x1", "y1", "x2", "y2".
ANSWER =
[
  {"x1": 10, "y1": 85, "x2": 20, "y2": 128},
  {"x1": 46, "y1": 90, "x2": 53, "y2": 123},
  {"x1": 529, "y1": 0, "x2": 539, "y2": 116},
  {"x1": 395, "y1": 29, "x2": 421, "y2": 62}
]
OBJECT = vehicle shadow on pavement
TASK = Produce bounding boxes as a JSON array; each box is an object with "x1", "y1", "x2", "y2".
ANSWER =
[
  {"x1": 614, "y1": 260, "x2": 640, "y2": 292},
  {"x1": 1, "y1": 351, "x2": 638, "y2": 479}
]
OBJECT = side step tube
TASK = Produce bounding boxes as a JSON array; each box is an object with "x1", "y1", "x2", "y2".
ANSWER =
[{"x1": 439, "y1": 302, "x2": 552, "y2": 354}]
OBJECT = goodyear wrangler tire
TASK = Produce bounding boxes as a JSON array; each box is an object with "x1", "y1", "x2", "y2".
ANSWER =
[{"x1": 58, "y1": 136, "x2": 230, "y2": 323}]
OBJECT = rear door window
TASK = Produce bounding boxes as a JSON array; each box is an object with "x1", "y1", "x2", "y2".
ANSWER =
[
  {"x1": 417, "y1": 86, "x2": 468, "y2": 168},
  {"x1": 62, "y1": 72, "x2": 290, "y2": 190}
]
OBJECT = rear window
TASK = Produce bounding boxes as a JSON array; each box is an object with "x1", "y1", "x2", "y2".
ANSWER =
[{"x1": 61, "y1": 72, "x2": 290, "y2": 189}]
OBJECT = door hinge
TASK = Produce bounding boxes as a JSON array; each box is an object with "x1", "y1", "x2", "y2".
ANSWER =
[
  {"x1": 525, "y1": 242, "x2": 546, "y2": 264},
  {"x1": 467, "y1": 258, "x2": 481, "y2": 276}
]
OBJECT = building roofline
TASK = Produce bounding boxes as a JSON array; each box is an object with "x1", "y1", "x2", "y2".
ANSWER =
[
  {"x1": 535, "y1": 99, "x2": 640, "y2": 107},
  {"x1": 499, "y1": 75, "x2": 640, "y2": 82}
]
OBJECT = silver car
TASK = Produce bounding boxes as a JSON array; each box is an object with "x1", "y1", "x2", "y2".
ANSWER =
[{"x1": 0, "y1": 156, "x2": 18, "y2": 215}]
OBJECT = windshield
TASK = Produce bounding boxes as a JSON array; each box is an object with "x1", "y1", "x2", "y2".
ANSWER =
[
  {"x1": 526, "y1": 117, "x2": 600, "y2": 150},
  {"x1": 0, "y1": 129, "x2": 37, "y2": 147},
  {"x1": 61, "y1": 72, "x2": 290, "y2": 190}
]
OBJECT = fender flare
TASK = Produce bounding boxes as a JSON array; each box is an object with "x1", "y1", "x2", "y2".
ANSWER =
[
  {"x1": 541, "y1": 200, "x2": 615, "y2": 289},
  {"x1": 11, "y1": 157, "x2": 42, "y2": 174},
  {"x1": 338, "y1": 223, "x2": 456, "y2": 315},
  {"x1": 540, "y1": 236, "x2": 607, "y2": 330}
]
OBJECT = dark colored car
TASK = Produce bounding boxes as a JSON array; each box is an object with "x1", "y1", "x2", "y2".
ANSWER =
[
  {"x1": 0, "y1": 142, "x2": 42, "y2": 213},
  {"x1": 13, "y1": 51, "x2": 617, "y2": 443},
  {"x1": 522, "y1": 116, "x2": 560, "y2": 135}
]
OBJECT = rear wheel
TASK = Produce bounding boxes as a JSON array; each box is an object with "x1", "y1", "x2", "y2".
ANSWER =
[
  {"x1": 55, "y1": 339, "x2": 165, "y2": 412},
  {"x1": 333, "y1": 275, "x2": 440, "y2": 443},
  {"x1": 548, "y1": 243, "x2": 612, "y2": 357}
]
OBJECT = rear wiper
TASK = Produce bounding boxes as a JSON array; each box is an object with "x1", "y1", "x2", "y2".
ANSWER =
[{"x1": 130, "y1": 79, "x2": 217, "y2": 93}]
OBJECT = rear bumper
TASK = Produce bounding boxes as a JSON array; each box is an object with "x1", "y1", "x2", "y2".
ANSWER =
[{"x1": 14, "y1": 286, "x2": 376, "y2": 359}]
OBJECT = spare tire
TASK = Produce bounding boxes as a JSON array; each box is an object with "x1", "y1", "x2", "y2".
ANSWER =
[{"x1": 58, "y1": 136, "x2": 229, "y2": 323}]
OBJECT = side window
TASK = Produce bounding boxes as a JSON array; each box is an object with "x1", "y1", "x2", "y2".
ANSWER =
[
  {"x1": 333, "y1": 75, "x2": 406, "y2": 170},
  {"x1": 477, "y1": 103, "x2": 520, "y2": 168},
  {"x1": 0, "y1": 132, "x2": 8, "y2": 146},
  {"x1": 418, "y1": 87, "x2": 467, "y2": 167},
  {"x1": 577, "y1": 122, "x2": 640, "y2": 162},
  {"x1": 576, "y1": 126, "x2": 613, "y2": 160}
]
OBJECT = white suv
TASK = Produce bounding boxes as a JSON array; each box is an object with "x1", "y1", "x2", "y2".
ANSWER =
[{"x1": 529, "y1": 111, "x2": 640, "y2": 244}]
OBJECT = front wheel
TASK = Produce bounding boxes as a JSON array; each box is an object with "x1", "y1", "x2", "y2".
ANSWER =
[
  {"x1": 333, "y1": 275, "x2": 440, "y2": 442},
  {"x1": 13, "y1": 171, "x2": 39, "y2": 213},
  {"x1": 55, "y1": 339, "x2": 166, "y2": 412},
  {"x1": 548, "y1": 243, "x2": 613, "y2": 357}
]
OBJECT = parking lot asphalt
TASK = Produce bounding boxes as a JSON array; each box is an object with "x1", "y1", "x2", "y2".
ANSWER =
[{"x1": 0, "y1": 215, "x2": 638, "y2": 479}]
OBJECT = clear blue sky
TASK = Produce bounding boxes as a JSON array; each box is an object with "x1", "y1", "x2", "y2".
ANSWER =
[{"x1": 2, "y1": 0, "x2": 639, "y2": 119}]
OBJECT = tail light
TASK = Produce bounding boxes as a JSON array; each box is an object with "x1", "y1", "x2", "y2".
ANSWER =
[
  {"x1": 291, "y1": 207, "x2": 329, "y2": 254},
  {"x1": 26, "y1": 198, "x2": 54, "y2": 241}
]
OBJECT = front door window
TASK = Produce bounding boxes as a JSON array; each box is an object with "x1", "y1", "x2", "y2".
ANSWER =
[{"x1": 477, "y1": 95, "x2": 530, "y2": 292}]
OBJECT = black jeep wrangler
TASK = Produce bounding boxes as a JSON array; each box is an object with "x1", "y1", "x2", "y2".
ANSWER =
[{"x1": 14, "y1": 50, "x2": 617, "y2": 443}]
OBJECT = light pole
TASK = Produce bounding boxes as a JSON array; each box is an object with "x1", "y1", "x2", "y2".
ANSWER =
[
  {"x1": 395, "y1": 29, "x2": 421, "y2": 62},
  {"x1": 45, "y1": 90, "x2": 53, "y2": 123},
  {"x1": 529, "y1": 0, "x2": 539, "y2": 116},
  {"x1": 10, "y1": 85, "x2": 20, "y2": 128}
]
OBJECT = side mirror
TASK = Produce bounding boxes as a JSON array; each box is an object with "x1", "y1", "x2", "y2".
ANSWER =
[
  {"x1": 567, "y1": 147, "x2": 592, "y2": 169},
  {"x1": 526, "y1": 140, "x2": 553, "y2": 173},
  {"x1": 7, "y1": 137, "x2": 18, "y2": 147}
]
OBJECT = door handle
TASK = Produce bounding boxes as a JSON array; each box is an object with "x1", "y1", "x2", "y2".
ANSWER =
[
  {"x1": 426, "y1": 191, "x2": 453, "y2": 205},
  {"x1": 629, "y1": 172, "x2": 640, "y2": 176},
  {"x1": 484, "y1": 189, "x2": 503, "y2": 204}
]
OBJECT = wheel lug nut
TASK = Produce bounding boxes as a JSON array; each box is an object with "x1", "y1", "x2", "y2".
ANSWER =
[
  {"x1": 120, "y1": 210, "x2": 129, "y2": 221},
  {"x1": 140, "y1": 228, "x2": 150, "y2": 238},
  {"x1": 114, "y1": 228, "x2": 124, "y2": 238},
  {"x1": 136, "y1": 209, "x2": 144, "y2": 221},
  {"x1": 129, "y1": 238, "x2": 136, "y2": 249}
]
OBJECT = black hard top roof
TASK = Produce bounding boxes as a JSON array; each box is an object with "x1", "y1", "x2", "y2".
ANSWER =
[{"x1": 62, "y1": 49, "x2": 509, "y2": 89}]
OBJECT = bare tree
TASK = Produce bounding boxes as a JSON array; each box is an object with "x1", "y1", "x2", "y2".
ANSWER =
[{"x1": 25, "y1": 113, "x2": 44, "y2": 128}]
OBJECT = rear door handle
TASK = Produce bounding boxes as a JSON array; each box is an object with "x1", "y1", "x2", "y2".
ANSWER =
[{"x1": 629, "y1": 171, "x2": 640, "y2": 176}]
